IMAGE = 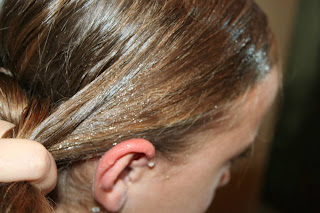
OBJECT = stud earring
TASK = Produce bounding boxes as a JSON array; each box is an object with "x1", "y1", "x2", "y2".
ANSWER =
[
  {"x1": 147, "y1": 161, "x2": 155, "y2": 168},
  {"x1": 91, "y1": 206, "x2": 101, "y2": 213}
]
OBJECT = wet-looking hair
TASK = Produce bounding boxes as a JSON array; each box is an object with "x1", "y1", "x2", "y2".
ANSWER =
[{"x1": 0, "y1": 0, "x2": 276, "y2": 212}]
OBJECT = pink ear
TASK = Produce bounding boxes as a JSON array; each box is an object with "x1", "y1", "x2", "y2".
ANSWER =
[{"x1": 93, "y1": 138, "x2": 155, "y2": 212}]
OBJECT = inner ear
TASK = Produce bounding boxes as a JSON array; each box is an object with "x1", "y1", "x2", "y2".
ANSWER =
[
  {"x1": 118, "y1": 166, "x2": 132, "y2": 182},
  {"x1": 117, "y1": 153, "x2": 145, "y2": 183},
  {"x1": 125, "y1": 153, "x2": 151, "y2": 182},
  {"x1": 129, "y1": 153, "x2": 148, "y2": 167}
]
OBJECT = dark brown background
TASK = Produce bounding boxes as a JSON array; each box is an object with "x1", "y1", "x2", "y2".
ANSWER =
[{"x1": 208, "y1": 0, "x2": 320, "y2": 212}]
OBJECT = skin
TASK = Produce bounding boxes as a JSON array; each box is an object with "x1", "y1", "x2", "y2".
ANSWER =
[
  {"x1": 0, "y1": 67, "x2": 279, "y2": 213},
  {"x1": 121, "y1": 68, "x2": 280, "y2": 213},
  {"x1": 0, "y1": 120, "x2": 57, "y2": 194}
]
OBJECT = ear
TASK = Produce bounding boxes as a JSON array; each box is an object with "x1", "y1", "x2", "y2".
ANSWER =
[
  {"x1": 94, "y1": 138, "x2": 155, "y2": 212},
  {"x1": 217, "y1": 167, "x2": 231, "y2": 188}
]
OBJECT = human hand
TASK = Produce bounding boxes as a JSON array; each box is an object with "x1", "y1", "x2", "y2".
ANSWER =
[{"x1": 0, "y1": 120, "x2": 57, "y2": 194}]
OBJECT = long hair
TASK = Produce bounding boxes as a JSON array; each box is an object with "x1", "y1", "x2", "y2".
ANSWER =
[{"x1": 0, "y1": 0, "x2": 276, "y2": 212}]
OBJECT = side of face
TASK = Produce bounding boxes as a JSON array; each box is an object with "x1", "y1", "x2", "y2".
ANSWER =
[{"x1": 121, "y1": 69, "x2": 280, "y2": 213}]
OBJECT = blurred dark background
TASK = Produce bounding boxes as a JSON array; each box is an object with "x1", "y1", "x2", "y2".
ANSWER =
[
  {"x1": 262, "y1": 0, "x2": 320, "y2": 212},
  {"x1": 210, "y1": 0, "x2": 320, "y2": 212}
]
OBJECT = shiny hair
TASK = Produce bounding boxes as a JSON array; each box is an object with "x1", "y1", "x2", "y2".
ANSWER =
[{"x1": 0, "y1": 0, "x2": 276, "y2": 212}]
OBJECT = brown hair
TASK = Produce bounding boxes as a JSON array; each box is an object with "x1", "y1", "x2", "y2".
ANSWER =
[{"x1": 0, "y1": 0, "x2": 276, "y2": 212}]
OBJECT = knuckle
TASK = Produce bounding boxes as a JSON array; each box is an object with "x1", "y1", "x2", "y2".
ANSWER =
[{"x1": 30, "y1": 144, "x2": 50, "y2": 180}]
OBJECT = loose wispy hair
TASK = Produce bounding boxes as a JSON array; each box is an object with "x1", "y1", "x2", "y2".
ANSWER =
[{"x1": 0, "y1": 0, "x2": 276, "y2": 212}]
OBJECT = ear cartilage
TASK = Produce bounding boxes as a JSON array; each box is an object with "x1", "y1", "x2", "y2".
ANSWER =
[{"x1": 147, "y1": 161, "x2": 155, "y2": 168}]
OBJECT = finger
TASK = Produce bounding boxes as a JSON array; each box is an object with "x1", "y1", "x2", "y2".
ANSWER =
[
  {"x1": 0, "y1": 139, "x2": 57, "y2": 194},
  {"x1": 0, "y1": 120, "x2": 15, "y2": 138}
]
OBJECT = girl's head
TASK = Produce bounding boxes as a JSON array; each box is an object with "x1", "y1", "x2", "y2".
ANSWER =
[{"x1": 0, "y1": 0, "x2": 279, "y2": 212}]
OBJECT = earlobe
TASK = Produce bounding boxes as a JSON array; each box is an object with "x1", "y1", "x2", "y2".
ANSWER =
[{"x1": 93, "y1": 139, "x2": 155, "y2": 212}]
